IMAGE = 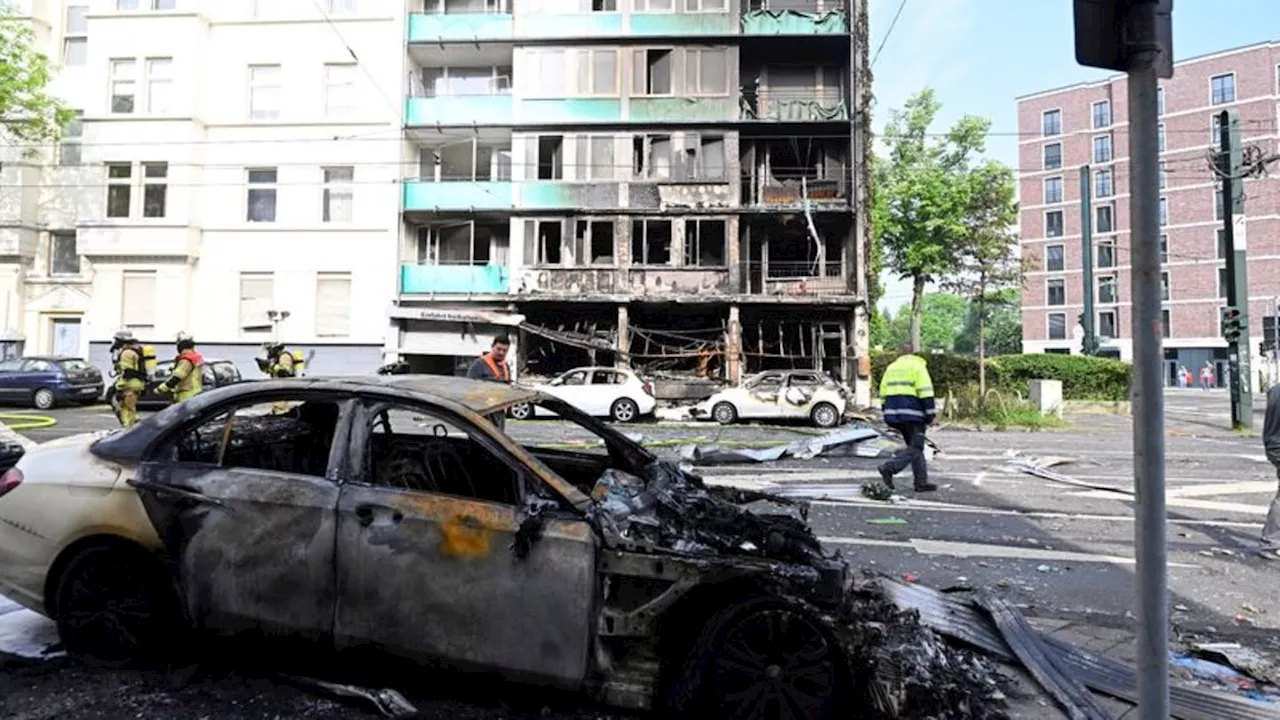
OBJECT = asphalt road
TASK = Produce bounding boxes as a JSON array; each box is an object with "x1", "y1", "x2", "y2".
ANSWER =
[{"x1": 1, "y1": 390, "x2": 1278, "y2": 718}]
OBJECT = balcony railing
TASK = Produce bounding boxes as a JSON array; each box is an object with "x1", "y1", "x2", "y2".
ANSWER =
[
  {"x1": 743, "y1": 177, "x2": 849, "y2": 208},
  {"x1": 745, "y1": 260, "x2": 850, "y2": 296},
  {"x1": 405, "y1": 93, "x2": 512, "y2": 126},
  {"x1": 400, "y1": 262, "x2": 510, "y2": 295},
  {"x1": 741, "y1": 4, "x2": 848, "y2": 35},
  {"x1": 408, "y1": 12, "x2": 513, "y2": 42},
  {"x1": 511, "y1": 262, "x2": 854, "y2": 298},
  {"x1": 741, "y1": 89, "x2": 848, "y2": 122}
]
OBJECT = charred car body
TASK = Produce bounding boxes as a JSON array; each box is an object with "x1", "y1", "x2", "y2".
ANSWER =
[{"x1": 0, "y1": 376, "x2": 1000, "y2": 718}]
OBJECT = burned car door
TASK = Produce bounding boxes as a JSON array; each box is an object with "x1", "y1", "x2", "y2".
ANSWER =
[
  {"x1": 333, "y1": 401, "x2": 598, "y2": 688},
  {"x1": 130, "y1": 394, "x2": 350, "y2": 642}
]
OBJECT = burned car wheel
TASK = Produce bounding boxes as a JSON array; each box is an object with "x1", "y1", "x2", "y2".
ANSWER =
[
  {"x1": 712, "y1": 401, "x2": 738, "y2": 425},
  {"x1": 669, "y1": 597, "x2": 845, "y2": 720},
  {"x1": 55, "y1": 546, "x2": 184, "y2": 664},
  {"x1": 810, "y1": 402, "x2": 840, "y2": 429},
  {"x1": 508, "y1": 402, "x2": 533, "y2": 420}
]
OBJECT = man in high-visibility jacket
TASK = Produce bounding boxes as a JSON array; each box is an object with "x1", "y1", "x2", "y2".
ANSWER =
[
  {"x1": 159, "y1": 332, "x2": 203, "y2": 403},
  {"x1": 109, "y1": 329, "x2": 147, "y2": 428},
  {"x1": 877, "y1": 345, "x2": 938, "y2": 492},
  {"x1": 467, "y1": 334, "x2": 512, "y2": 429}
]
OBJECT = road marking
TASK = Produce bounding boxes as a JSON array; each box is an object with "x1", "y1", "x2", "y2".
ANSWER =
[
  {"x1": 1070, "y1": 490, "x2": 1268, "y2": 515},
  {"x1": 818, "y1": 536, "x2": 1200, "y2": 567},
  {"x1": 1168, "y1": 480, "x2": 1277, "y2": 498}
]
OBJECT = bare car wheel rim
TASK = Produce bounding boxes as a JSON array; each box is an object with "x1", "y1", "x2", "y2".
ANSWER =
[
  {"x1": 63, "y1": 559, "x2": 157, "y2": 658},
  {"x1": 35, "y1": 390, "x2": 53, "y2": 408},
  {"x1": 511, "y1": 403, "x2": 531, "y2": 419},
  {"x1": 711, "y1": 608, "x2": 837, "y2": 719},
  {"x1": 814, "y1": 405, "x2": 836, "y2": 427},
  {"x1": 714, "y1": 403, "x2": 734, "y2": 423},
  {"x1": 614, "y1": 400, "x2": 636, "y2": 422}
]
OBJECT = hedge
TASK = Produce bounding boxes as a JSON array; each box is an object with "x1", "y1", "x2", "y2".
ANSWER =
[{"x1": 871, "y1": 352, "x2": 1132, "y2": 402}]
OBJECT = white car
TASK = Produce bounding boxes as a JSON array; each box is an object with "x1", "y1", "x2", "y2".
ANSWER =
[
  {"x1": 510, "y1": 366, "x2": 656, "y2": 423},
  {"x1": 691, "y1": 370, "x2": 848, "y2": 428}
]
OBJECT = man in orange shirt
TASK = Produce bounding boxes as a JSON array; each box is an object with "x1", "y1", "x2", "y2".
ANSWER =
[{"x1": 467, "y1": 335, "x2": 512, "y2": 428}]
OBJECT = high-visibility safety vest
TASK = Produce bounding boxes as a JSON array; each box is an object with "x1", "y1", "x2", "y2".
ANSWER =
[
  {"x1": 481, "y1": 352, "x2": 510, "y2": 382},
  {"x1": 878, "y1": 354, "x2": 937, "y2": 425},
  {"x1": 172, "y1": 349, "x2": 204, "y2": 397}
]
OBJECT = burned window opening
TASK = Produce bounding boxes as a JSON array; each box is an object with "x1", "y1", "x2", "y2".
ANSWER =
[
  {"x1": 576, "y1": 219, "x2": 616, "y2": 265},
  {"x1": 417, "y1": 223, "x2": 507, "y2": 266},
  {"x1": 687, "y1": 134, "x2": 726, "y2": 181},
  {"x1": 520, "y1": 307, "x2": 618, "y2": 377},
  {"x1": 538, "y1": 135, "x2": 564, "y2": 180},
  {"x1": 633, "y1": 48, "x2": 672, "y2": 96},
  {"x1": 633, "y1": 134, "x2": 672, "y2": 180},
  {"x1": 420, "y1": 138, "x2": 512, "y2": 182},
  {"x1": 684, "y1": 218, "x2": 726, "y2": 267},
  {"x1": 174, "y1": 400, "x2": 340, "y2": 477},
  {"x1": 742, "y1": 137, "x2": 847, "y2": 207},
  {"x1": 537, "y1": 220, "x2": 563, "y2": 265},
  {"x1": 631, "y1": 218, "x2": 672, "y2": 265}
]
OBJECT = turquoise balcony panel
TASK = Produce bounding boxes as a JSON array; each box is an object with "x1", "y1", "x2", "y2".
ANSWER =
[
  {"x1": 630, "y1": 12, "x2": 733, "y2": 36},
  {"x1": 741, "y1": 9, "x2": 848, "y2": 35},
  {"x1": 403, "y1": 181, "x2": 513, "y2": 211},
  {"x1": 400, "y1": 263, "x2": 510, "y2": 295},
  {"x1": 520, "y1": 98, "x2": 623, "y2": 124},
  {"x1": 515, "y1": 12, "x2": 622, "y2": 38},
  {"x1": 517, "y1": 182, "x2": 580, "y2": 210},
  {"x1": 630, "y1": 96, "x2": 737, "y2": 123},
  {"x1": 408, "y1": 13, "x2": 513, "y2": 42},
  {"x1": 406, "y1": 96, "x2": 513, "y2": 126}
]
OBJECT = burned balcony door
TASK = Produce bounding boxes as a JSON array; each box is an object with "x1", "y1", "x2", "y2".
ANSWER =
[
  {"x1": 127, "y1": 396, "x2": 348, "y2": 643},
  {"x1": 332, "y1": 401, "x2": 597, "y2": 689}
]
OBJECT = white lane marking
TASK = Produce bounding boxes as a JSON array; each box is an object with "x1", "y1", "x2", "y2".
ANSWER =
[
  {"x1": 804, "y1": 497, "x2": 1264, "y2": 529},
  {"x1": 1167, "y1": 480, "x2": 1277, "y2": 498},
  {"x1": 819, "y1": 536, "x2": 1200, "y2": 568},
  {"x1": 1070, "y1": 491, "x2": 1268, "y2": 515}
]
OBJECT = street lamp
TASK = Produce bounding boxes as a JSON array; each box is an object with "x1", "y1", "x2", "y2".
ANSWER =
[{"x1": 266, "y1": 309, "x2": 291, "y2": 343}]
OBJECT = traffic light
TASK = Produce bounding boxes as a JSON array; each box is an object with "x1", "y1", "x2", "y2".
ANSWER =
[{"x1": 1222, "y1": 307, "x2": 1242, "y2": 343}]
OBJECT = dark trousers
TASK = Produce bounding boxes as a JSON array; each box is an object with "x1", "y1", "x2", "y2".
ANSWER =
[
  {"x1": 883, "y1": 422, "x2": 928, "y2": 485},
  {"x1": 1264, "y1": 452, "x2": 1280, "y2": 546}
]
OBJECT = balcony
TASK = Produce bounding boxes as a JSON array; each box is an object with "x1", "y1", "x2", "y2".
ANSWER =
[
  {"x1": 403, "y1": 181, "x2": 513, "y2": 211},
  {"x1": 515, "y1": 266, "x2": 731, "y2": 297},
  {"x1": 744, "y1": 178, "x2": 848, "y2": 209},
  {"x1": 630, "y1": 96, "x2": 738, "y2": 123},
  {"x1": 745, "y1": 261, "x2": 852, "y2": 297},
  {"x1": 400, "y1": 263, "x2": 510, "y2": 295},
  {"x1": 515, "y1": 12, "x2": 622, "y2": 38},
  {"x1": 407, "y1": 95, "x2": 513, "y2": 126},
  {"x1": 519, "y1": 98, "x2": 623, "y2": 125},
  {"x1": 408, "y1": 12, "x2": 513, "y2": 42},
  {"x1": 742, "y1": 89, "x2": 848, "y2": 122},
  {"x1": 630, "y1": 11, "x2": 734, "y2": 36},
  {"x1": 741, "y1": 8, "x2": 848, "y2": 35}
]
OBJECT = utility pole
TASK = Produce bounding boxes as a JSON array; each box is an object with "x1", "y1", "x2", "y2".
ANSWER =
[
  {"x1": 1079, "y1": 164, "x2": 1099, "y2": 356},
  {"x1": 1073, "y1": 1, "x2": 1173, "y2": 716},
  {"x1": 1218, "y1": 108, "x2": 1252, "y2": 429}
]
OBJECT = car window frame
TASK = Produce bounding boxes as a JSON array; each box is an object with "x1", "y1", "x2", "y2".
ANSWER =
[
  {"x1": 0, "y1": 358, "x2": 22, "y2": 373},
  {"x1": 22, "y1": 359, "x2": 55, "y2": 373}
]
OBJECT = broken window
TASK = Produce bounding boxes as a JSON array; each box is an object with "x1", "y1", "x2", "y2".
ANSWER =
[
  {"x1": 631, "y1": 218, "x2": 671, "y2": 265},
  {"x1": 592, "y1": 0, "x2": 616, "y2": 10},
  {"x1": 684, "y1": 48, "x2": 728, "y2": 95},
  {"x1": 576, "y1": 135, "x2": 615, "y2": 181},
  {"x1": 575, "y1": 49, "x2": 618, "y2": 96},
  {"x1": 419, "y1": 223, "x2": 505, "y2": 265},
  {"x1": 537, "y1": 136, "x2": 564, "y2": 180},
  {"x1": 684, "y1": 218, "x2": 727, "y2": 266},
  {"x1": 364, "y1": 404, "x2": 518, "y2": 506},
  {"x1": 687, "y1": 134, "x2": 725, "y2": 180},
  {"x1": 536, "y1": 220, "x2": 563, "y2": 264},
  {"x1": 632, "y1": 134, "x2": 672, "y2": 180},
  {"x1": 575, "y1": 219, "x2": 615, "y2": 265},
  {"x1": 173, "y1": 399, "x2": 340, "y2": 479},
  {"x1": 632, "y1": 48, "x2": 672, "y2": 96}
]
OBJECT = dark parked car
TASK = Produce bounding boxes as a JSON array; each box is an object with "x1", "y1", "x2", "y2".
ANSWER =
[
  {"x1": 134, "y1": 359, "x2": 244, "y2": 409},
  {"x1": 0, "y1": 356, "x2": 103, "y2": 409}
]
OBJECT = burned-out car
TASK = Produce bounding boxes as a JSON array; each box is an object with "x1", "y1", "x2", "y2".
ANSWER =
[{"x1": 0, "y1": 376, "x2": 999, "y2": 718}]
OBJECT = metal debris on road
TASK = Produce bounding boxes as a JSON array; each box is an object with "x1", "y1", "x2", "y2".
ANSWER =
[
  {"x1": 1000, "y1": 452, "x2": 1135, "y2": 496},
  {"x1": 279, "y1": 675, "x2": 417, "y2": 718},
  {"x1": 677, "y1": 425, "x2": 882, "y2": 465},
  {"x1": 1190, "y1": 643, "x2": 1280, "y2": 688}
]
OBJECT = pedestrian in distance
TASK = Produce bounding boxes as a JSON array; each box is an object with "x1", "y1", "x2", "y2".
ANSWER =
[
  {"x1": 467, "y1": 334, "x2": 512, "y2": 430},
  {"x1": 876, "y1": 343, "x2": 939, "y2": 493},
  {"x1": 1260, "y1": 383, "x2": 1280, "y2": 560}
]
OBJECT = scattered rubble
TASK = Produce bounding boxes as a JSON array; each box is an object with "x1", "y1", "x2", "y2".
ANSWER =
[{"x1": 678, "y1": 425, "x2": 882, "y2": 465}]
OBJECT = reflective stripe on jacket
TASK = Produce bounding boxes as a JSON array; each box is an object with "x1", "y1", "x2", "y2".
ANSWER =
[{"x1": 878, "y1": 354, "x2": 937, "y2": 425}]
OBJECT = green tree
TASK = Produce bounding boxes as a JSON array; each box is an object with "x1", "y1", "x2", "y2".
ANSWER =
[
  {"x1": 886, "y1": 293, "x2": 968, "y2": 352},
  {"x1": 875, "y1": 88, "x2": 993, "y2": 350},
  {"x1": 955, "y1": 289, "x2": 1023, "y2": 356},
  {"x1": 0, "y1": 4, "x2": 72, "y2": 146}
]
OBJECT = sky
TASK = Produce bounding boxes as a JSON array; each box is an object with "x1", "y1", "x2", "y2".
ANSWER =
[{"x1": 868, "y1": 0, "x2": 1280, "y2": 312}]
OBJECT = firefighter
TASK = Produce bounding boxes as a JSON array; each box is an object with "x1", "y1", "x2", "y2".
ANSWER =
[
  {"x1": 256, "y1": 341, "x2": 297, "y2": 378},
  {"x1": 109, "y1": 330, "x2": 148, "y2": 428},
  {"x1": 876, "y1": 344, "x2": 939, "y2": 493},
  {"x1": 159, "y1": 332, "x2": 203, "y2": 403}
]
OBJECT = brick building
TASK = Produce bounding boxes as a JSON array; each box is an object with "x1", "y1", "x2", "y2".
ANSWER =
[{"x1": 1016, "y1": 41, "x2": 1280, "y2": 386}]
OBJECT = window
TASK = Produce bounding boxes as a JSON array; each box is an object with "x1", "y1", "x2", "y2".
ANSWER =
[
  {"x1": 172, "y1": 398, "x2": 339, "y2": 478},
  {"x1": 684, "y1": 218, "x2": 726, "y2": 266},
  {"x1": 1046, "y1": 278, "x2": 1065, "y2": 306},
  {"x1": 1042, "y1": 109, "x2": 1061, "y2": 137},
  {"x1": 143, "y1": 162, "x2": 167, "y2": 218},
  {"x1": 315, "y1": 273, "x2": 351, "y2": 337},
  {"x1": 690, "y1": 134, "x2": 725, "y2": 180},
  {"x1": 322, "y1": 166, "x2": 354, "y2": 222},
  {"x1": 1045, "y1": 243, "x2": 1064, "y2": 272},
  {"x1": 1211, "y1": 73, "x2": 1235, "y2": 105},
  {"x1": 685, "y1": 48, "x2": 728, "y2": 95},
  {"x1": 59, "y1": 111, "x2": 83, "y2": 166},
  {"x1": 632, "y1": 133, "x2": 672, "y2": 179},
  {"x1": 1092, "y1": 100, "x2": 1111, "y2": 129},
  {"x1": 1098, "y1": 310, "x2": 1117, "y2": 339},
  {"x1": 1158, "y1": 234, "x2": 1167, "y2": 263},
  {"x1": 536, "y1": 136, "x2": 564, "y2": 180},
  {"x1": 573, "y1": 219, "x2": 614, "y2": 264},
  {"x1": 1043, "y1": 142, "x2": 1062, "y2": 170},
  {"x1": 1161, "y1": 309, "x2": 1170, "y2": 338},
  {"x1": 527, "y1": 50, "x2": 566, "y2": 97},
  {"x1": 327, "y1": 0, "x2": 358, "y2": 12},
  {"x1": 1215, "y1": 188, "x2": 1225, "y2": 221},
  {"x1": 116, "y1": 0, "x2": 139, "y2": 8},
  {"x1": 109, "y1": 59, "x2": 137, "y2": 114},
  {"x1": 1157, "y1": 86, "x2": 1164, "y2": 116},
  {"x1": 246, "y1": 168, "x2": 278, "y2": 222},
  {"x1": 1096, "y1": 203, "x2": 1114, "y2": 234},
  {"x1": 421, "y1": 66, "x2": 512, "y2": 98},
  {"x1": 1044, "y1": 176, "x2": 1063, "y2": 204},
  {"x1": 1218, "y1": 267, "x2": 1229, "y2": 299},
  {"x1": 576, "y1": 136, "x2": 614, "y2": 181},
  {"x1": 1045, "y1": 210, "x2": 1064, "y2": 238},
  {"x1": 685, "y1": 0, "x2": 726, "y2": 8},
  {"x1": 106, "y1": 163, "x2": 132, "y2": 218},
  {"x1": 248, "y1": 65, "x2": 281, "y2": 120},
  {"x1": 633, "y1": 48, "x2": 673, "y2": 96},
  {"x1": 152, "y1": 0, "x2": 176, "y2": 8},
  {"x1": 1157, "y1": 123, "x2": 1165, "y2": 152},
  {"x1": 1093, "y1": 134, "x2": 1112, "y2": 163},
  {"x1": 1098, "y1": 241, "x2": 1115, "y2": 269},
  {"x1": 1159, "y1": 162, "x2": 1166, "y2": 189},
  {"x1": 592, "y1": 0, "x2": 617, "y2": 9},
  {"x1": 1094, "y1": 168, "x2": 1113, "y2": 198},
  {"x1": 324, "y1": 64, "x2": 357, "y2": 117},
  {"x1": 1159, "y1": 196, "x2": 1167, "y2": 226},
  {"x1": 633, "y1": 0, "x2": 674, "y2": 10},
  {"x1": 145, "y1": 58, "x2": 172, "y2": 113},
  {"x1": 238, "y1": 272, "x2": 274, "y2": 331},
  {"x1": 63, "y1": 5, "x2": 87, "y2": 66},
  {"x1": 1048, "y1": 313, "x2": 1067, "y2": 340},
  {"x1": 534, "y1": 220, "x2": 563, "y2": 264},
  {"x1": 1217, "y1": 228, "x2": 1228, "y2": 259},
  {"x1": 631, "y1": 218, "x2": 672, "y2": 265},
  {"x1": 121, "y1": 271, "x2": 157, "y2": 327},
  {"x1": 50, "y1": 232, "x2": 79, "y2": 276},
  {"x1": 1098, "y1": 274, "x2": 1117, "y2": 304},
  {"x1": 575, "y1": 49, "x2": 618, "y2": 96},
  {"x1": 1160, "y1": 272, "x2": 1170, "y2": 301}
]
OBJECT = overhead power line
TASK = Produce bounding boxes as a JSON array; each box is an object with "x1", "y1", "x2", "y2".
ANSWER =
[{"x1": 870, "y1": 0, "x2": 909, "y2": 68}]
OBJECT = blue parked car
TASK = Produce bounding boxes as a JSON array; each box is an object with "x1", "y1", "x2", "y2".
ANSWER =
[{"x1": 0, "y1": 356, "x2": 104, "y2": 409}]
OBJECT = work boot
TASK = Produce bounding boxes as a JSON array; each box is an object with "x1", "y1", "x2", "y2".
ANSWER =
[
  {"x1": 913, "y1": 481, "x2": 938, "y2": 492},
  {"x1": 877, "y1": 465, "x2": 895, "y2": 490}
]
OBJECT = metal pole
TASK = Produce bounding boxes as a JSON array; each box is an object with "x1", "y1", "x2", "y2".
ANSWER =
[
  {"x1": 1220, "y1": 109, "x2": 1252, "y2": 429},
  {"x1": 1125, "y1": 2, "x2": 1169, "y2": 716},
  {"x1": 1079, "y1": 165, "x2": 1097, "y2": 355}
]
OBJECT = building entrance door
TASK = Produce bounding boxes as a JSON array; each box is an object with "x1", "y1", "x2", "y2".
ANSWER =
[{"x1": 51, "y1": 318, "x2": 81, "y2": 357}]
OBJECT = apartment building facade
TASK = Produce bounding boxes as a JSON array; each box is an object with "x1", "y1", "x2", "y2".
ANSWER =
[
  {"x1": 395, "y1": 0, "x2": 872, "y2": 403},
  {"x1": 1017, "y1": 41, "x2": 1280, "y2": 386},
  {"x1": 1, "y1": 0, "x2": 403, "y2": 376}
]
